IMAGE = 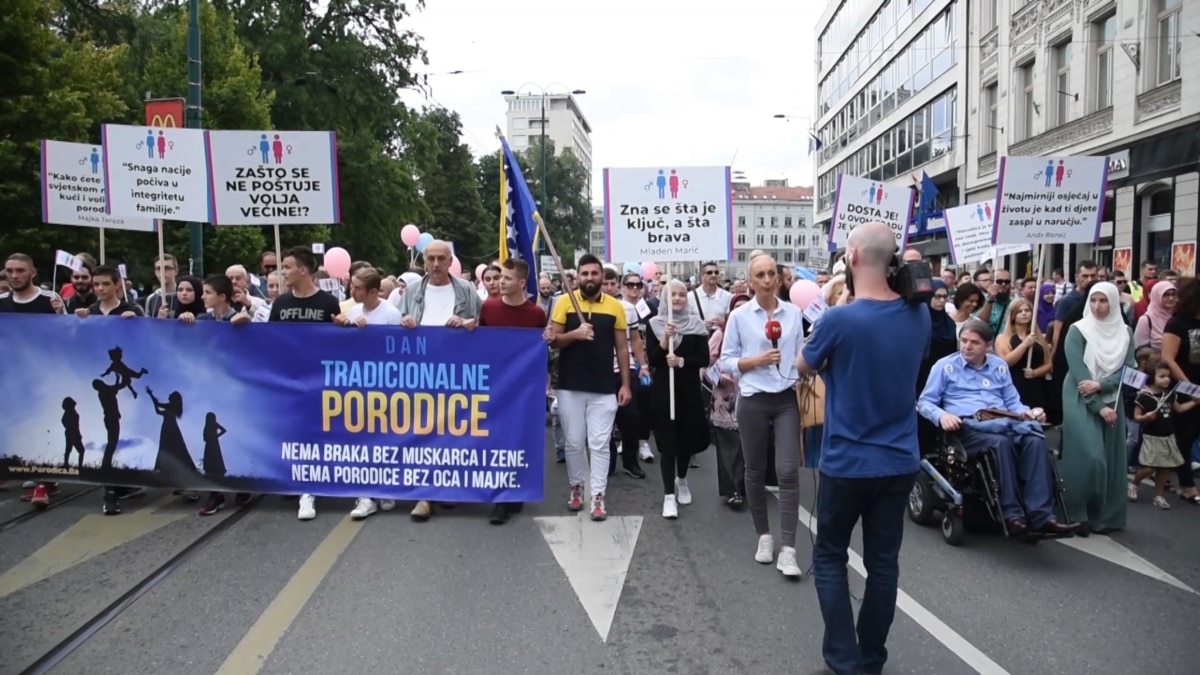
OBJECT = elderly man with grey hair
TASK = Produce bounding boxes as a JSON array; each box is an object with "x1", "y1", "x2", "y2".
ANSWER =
[
  {"x1": 798, "y1": 222, "x2": 932, "y2": 675},
  {"x1": 226, "y1": 264, "x2": 268, "y2": 316},
  {"x1": 397, "y1": 240, "x2": 483, "y2": 521}
]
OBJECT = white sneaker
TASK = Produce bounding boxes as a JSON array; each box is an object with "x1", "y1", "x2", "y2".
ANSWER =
[
  {"x1": 639, "y1": 441, "x2": 654, "y2": 461},
  {"x1": 350, "y1": 498, "x2": 377, "y2": 520},
  {"x1": 675, "y1": 478, "x2": 692, "y2": 505},
  {"x1": 777, "y1": 546, "x2": 802, "y2": 578},
  {"x1": 662, "y1": 494, "x2": 678, "y2": 519},
  {"x1": 755, "y1": 534, "x2": 775, "y2": 564},
  {"x1": 297, "y1": 494, "x2": 316, "y2": 521},
  {"x1": 379, "y1": 499, "x2": 396, "y2": 511}
]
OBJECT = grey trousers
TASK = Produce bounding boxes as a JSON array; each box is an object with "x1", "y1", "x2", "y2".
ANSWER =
[{"x1": 736, "y1": 389, "x2": 801, "y2": 548}]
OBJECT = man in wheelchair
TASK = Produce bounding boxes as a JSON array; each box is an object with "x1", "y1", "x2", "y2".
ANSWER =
[{"x1": 917, "y1": 319, "x2": 1079, "y2": 537}]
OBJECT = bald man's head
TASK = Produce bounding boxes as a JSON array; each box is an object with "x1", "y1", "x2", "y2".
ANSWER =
[
  {"x1": 902, "y1": 247, "x2": 922, "y2": 262},
  {"x1": 424, "y1": 240, "x2": 452, "y2": 281},
  {"x1": 847, "y1": 223, "x2": 897, "y2": 269}
]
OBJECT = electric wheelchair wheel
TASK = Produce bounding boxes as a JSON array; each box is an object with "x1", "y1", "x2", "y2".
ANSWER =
[
  {"x1": 941, "y1": 511, "x2": 965, "y2": 546},
  {"x1": 907, "y1": 472, "x2": 936, "y2": 526}
]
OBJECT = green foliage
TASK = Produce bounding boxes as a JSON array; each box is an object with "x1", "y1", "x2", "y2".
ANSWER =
[{"x1": 415, "y1": 107, "x2": 491, "y2": 266}]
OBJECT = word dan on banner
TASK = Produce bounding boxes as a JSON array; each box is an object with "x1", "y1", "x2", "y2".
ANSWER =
[
  {"x1": 41, "y1": 141, "x2": 157, "y2": 232},
  {"x1": 602, "y1": 166, "x2": 733, "y2": 262},
  {"x1": 205, "y1": 130, "x2": 342, "y2": 225},
  {"x1": 102, "y1": 124, "x2": 212, "y2": 223},
  {"x1": 0, "y1": 317, "x2": 547, "y2": 503},
  {"x1": 829, "y1": 174, "x2": 915, "y2": 251},
  {"x1": 992, "y1": 156, "x2": 1108, "y2": 245},
  {"x1": 943, "y1": 200, "x2": 1029, "y2": 265}
]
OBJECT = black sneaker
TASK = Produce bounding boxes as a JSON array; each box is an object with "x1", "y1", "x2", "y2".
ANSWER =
[
  {"x1": 489, "y1": 503, "x2": 511, "y2": 525},
  {"x1": 103, "y1": 492, "x2": 121, "y2": 515},
  {"x1": 199, "y1": 494, "x2": 226, "y2": 516},
  {"x1": 234, "y1": 493, "x2": 252, "y2": 507},
  {"x1": 623, "y1": 465, "x2": 646, "y2": 479}
]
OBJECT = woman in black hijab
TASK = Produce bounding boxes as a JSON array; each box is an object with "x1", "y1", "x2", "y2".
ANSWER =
[
  {"x1": 918, "y1": 280, "x2": 958, "y2": 448},
  {"x1": 170, "y1": 275, "x2": 207, "y2": 319}
]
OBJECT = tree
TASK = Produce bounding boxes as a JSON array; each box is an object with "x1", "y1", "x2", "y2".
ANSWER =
[
  {"x1": 476, "y1": 138, "x2": 593, "y2": 263},
  {"x1": 415, "y1": 108, "x2": 491, "y2": 265},
  {"x1": 0, "y1": 0, "x2": 129, "y2": 274},
  {"x1": 214, "y1": 0, "x2": 432, "y2": 271}
]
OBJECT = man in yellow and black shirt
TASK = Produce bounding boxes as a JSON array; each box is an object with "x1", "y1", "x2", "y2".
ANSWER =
[{"x1": 548, "y1": 254, "x2": 632, "y2": 522}]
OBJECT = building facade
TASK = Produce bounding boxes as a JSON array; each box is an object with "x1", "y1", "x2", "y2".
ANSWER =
[
  {"x1": 504, "y1": 93, "x2": 594, "y2": 202},
  {"x1": 813, "y1": 0, "x2": 970, "y2": 258},
  {"x1": 965, "y1": 0, "x2": 1199, "y2": 275},
  {"x1": 588, "y1": 208, "x2": 606, "y2": 260}
]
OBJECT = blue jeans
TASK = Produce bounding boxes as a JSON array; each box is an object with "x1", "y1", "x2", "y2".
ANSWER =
[
  {"x1": 813, "y1": 471, "x2": 916, "y2": 675},
  {"x1": 957, "y1": 428, "x2": 1056, "y2": 527},
  {"x1": 803, "y1": 425, "x2": 823, "y2": 469}
]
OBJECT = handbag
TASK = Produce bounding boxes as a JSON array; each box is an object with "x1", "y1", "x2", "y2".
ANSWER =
[{"x1": 797, "y1": 374, "x2": 825, "y2": 428}]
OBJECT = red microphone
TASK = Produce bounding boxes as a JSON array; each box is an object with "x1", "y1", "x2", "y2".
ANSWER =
[{"x1": 765, "y1": 320, "x2": 782, "y2": 350}]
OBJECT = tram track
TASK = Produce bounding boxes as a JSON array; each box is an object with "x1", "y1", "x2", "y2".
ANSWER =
[
  {"x1": 17, "y1": 495, "x2": 263, "y2": 675},
  {"x1": 0, "y1": 486, "x2": 102, "y2": 535}
]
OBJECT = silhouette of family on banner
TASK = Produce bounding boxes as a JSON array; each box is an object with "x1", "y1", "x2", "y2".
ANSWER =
[{"x1": 57, "y1": 345, "x2": 228, "y2": 486}]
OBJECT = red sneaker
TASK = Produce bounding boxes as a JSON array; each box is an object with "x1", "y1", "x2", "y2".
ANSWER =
[
  {"x1": 29, "y1": 484, "x2": 50, "y2": 507},
  {"x1": 590, "y1": 494, "x2": 607, "y2": 522},
  {"x1": 567, "y1": 485, "x2": 584, "y2": 512}
]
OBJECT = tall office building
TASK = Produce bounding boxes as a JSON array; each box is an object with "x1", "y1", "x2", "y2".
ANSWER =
[
  {"x1": 504, "y1": 93, "x2": 594, "y2": 202},
  {"x1": 965, "y1": 0, "x2": 1199, "y2": 274},
  {"x1": 813, "y1": 0, "x2": 968, "y2": 258}
]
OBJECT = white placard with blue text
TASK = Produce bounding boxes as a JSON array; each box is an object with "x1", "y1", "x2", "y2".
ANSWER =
[
  {"x1": 829, "y1": 174, "x2": 915, "y2": 251},
  {"x1": 992, "y1": 156, "x2": 1109, "y2": 245},
  {"x1": 944, "y1": 200, "x2": 1029, "y2": 265},
  {"x1": 101, "y1": 124, "x2": 212, "y2": 223},
  {"x1": 41, "y1": 140, "x2": 156, "y2": 231},
  {"x1": 205, "y1": 130, "x2": 342, "y2": 225},
  {"x1": 602, "y1": 166, "x2": 732, "y2": 262}
]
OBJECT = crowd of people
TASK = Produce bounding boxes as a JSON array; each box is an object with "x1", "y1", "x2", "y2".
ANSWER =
[{"x1": 5, "y1": 229, "x2": 1200, "y2": 675}]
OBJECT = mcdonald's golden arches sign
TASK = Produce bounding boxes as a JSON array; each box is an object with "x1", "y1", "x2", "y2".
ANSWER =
[{"x1": 144, "y1": 98, "x2": 185, "y2": 128}]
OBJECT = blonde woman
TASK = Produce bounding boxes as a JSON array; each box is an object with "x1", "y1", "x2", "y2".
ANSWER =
[
  {"x1": 996, "y1": 297, "x2": 1052, "y2": 410},
  {"x1": 822, "y1": 274, "x2": 848, "y2": 307}
]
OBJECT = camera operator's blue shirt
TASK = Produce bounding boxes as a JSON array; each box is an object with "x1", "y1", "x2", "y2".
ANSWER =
[{"x1": 802, "y1": 297, "x2": 931, "y2": 478}]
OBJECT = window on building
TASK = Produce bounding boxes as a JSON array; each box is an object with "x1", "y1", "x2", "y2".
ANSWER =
[
  {"x1": 756, "y1": 233, "x2": 764, "y2": 245},
  {"x1": 980, "y1": 0, "x2": 996, "y2": 33},
  {"x1": 737, "y1": 252, "x2": 746, "y2": 262},
  {"x1": 770, "y1": 216, "x2": 778, "y2": 227},
  {"x1": 982, "y1": 83, "x2": 999, "y2": 153},
  {"x1": 738, "y1": 215, "x2": 746, "y2": 227},
  {"x1": 784, "y1": 252, "x2": 793, "y2": 263},
  {"x1": 770, "y1": 234, "x2": 779, "y2": 246},
  {"x1": 1093, "y1": 14, "x2": 1115, "y2": 110},
  {"x1": 799, "y1": 234, "x2": 808, "y2": 247},
  {"x1": 737, "y1": 233, "x2": 746, "y2": 245},
  {"x1": 1053, "y1": 41, "x2": 1072, "y2": 126},
  {"x1": 1018, "y1": 60, "x2": 1037, "y2": 140},
  {"x1": 1157, "y1": 0, "x2": 1181, "y2": 86},
  {"x1": 758, "y1": 217, "x2": 764, "y2": 227},
  {"x1": 799, "y1": 217, "x2": 807, "y2": 227},
  {"x1": 784, "y1": 216, "x2": 792, "y2": 227},
  {"x1": 784, "y1": 234, "x2": 793, "y2": 246}
]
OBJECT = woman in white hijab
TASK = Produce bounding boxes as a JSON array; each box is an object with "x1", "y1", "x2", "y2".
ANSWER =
[
  {"x1": 646, "y1": 279, "x2": 711, "y2": 519},
  {"x1": 1060, "y1": 281, "x2": 1136, "y2": 534}
]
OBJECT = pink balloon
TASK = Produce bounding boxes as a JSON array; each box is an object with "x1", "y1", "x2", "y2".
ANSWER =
[
  {"x1": 324, "y1": 247, "x2": 351, "y2": 279},
  {"x1": 641, "y1": 261, "x2": 659, "y2": 278},
  {"x1": 401, "y1": 224, "x2": 421, "y2": 247},
  {"x1": 474, "y1": 263, "x2": 487, "y2": 279},
  {"x1": 789, "y1": 279, "x2": 822, "y2": 310},
  {"x1": 450, "y1": 256, "x2": 463, "y2": 277}
]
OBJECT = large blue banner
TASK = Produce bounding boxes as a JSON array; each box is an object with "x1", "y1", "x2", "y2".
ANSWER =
[{"x1": 0, "y1": 316, "x2": 547, "y2": 502}]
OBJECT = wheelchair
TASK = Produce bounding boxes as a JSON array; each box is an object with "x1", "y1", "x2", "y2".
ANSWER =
[{"x1": 907, "y1": 418, "x2": 1074, "y2": 546}]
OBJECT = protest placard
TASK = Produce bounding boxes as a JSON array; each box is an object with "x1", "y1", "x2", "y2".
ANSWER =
[
  {"x1": 829, "y1": 174, "x2": 915, "y2": 251},
  {"x1": 204, "y1": 130, "x2": 341, "y2": 225},
  {"x1": 603, "y1": 166, "x2": 732, "y2": 262},
  {"x1": 41, "y1": 141, "x2": 157, "y2": 232},
  {"x1": 992, "y1": 156, "x2": 1108, "y2": 245},
  {"x1": 101, "y1": 124, "x2": 211, "y2": 222},
  {"x1": 944, "y1": 200, "x2": 1029, "y2": 264}
]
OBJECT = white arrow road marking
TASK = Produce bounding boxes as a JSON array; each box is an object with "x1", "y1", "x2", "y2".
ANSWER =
[
  {"x1": 1055, "y1": 534, "x2": 1197, "y2": 594},
  {"x1": 536, "y1": 514, "x2": 643, "y2": 643}
]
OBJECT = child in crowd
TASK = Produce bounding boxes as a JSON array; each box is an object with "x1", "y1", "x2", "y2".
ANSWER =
[
  {"x1": 1125, "y1": 346, "x2": 1158, "y2": 471},
  {"x1": 1129, "y1": 358, "x2": 1196, "y2": 509}
]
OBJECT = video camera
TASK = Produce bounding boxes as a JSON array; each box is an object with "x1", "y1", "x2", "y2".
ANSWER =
[{"x1": 887, "y1": 256, "x2": 934, "y2": 304}]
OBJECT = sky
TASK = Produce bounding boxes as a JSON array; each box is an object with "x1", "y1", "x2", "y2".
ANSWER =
[{"x1": 397, "y1": 0, "x2": 821, "y2": 205}]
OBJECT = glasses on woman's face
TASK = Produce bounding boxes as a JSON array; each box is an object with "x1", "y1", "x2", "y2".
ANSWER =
[
  {"x1": 933, "y1": 292, "x2": 947, "y2": 301},
  {"x1": 624, "y1": 282, "x2": 643, "y2": 289}
]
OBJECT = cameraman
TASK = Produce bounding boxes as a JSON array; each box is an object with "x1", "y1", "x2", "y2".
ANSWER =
[{"x1": 798, "y1": 222, "x2": 931, "y2": 675}]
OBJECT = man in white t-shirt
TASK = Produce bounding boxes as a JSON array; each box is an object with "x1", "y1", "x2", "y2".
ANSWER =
[
  {"x1": 688, "y1": 261, "x2": 732, "y2": 332},
  {"x1": 397, "y1": 240, "x2": 482, "y2": 521},
  {"x1": 336, "y1": 267, "x2": 401, "y2": 520}
]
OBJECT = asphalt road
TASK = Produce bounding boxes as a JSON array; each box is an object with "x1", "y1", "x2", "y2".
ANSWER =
[{"x1": 3, "y1": 435, "x2": 1200, "y2": 675}]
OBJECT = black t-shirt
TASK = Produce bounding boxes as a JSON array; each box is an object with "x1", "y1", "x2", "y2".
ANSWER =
[
  {"x1": 1135, "y1": 389, "x2": 1176, "y2": 437},
  {"x1": 87, "y1": 300, "x2": 145, "y2": 317},
  {"x1": 0, "y1": 289, "x2": 60, "y2": 314},
  {"x1": 66, "y1": 292, "x2": 95, "y2": 313},
  {"x1": 1052, "y1": 291, "x2": 1086, "y2": 378},
  {"x1": 550, "y1": 291, "x2": 626, "y2": 395},
  {"x1": 268, "y1": 290, "x2": 341, "y2": 323},
  {"x1": 1164, "y1": 314, "x2": 1200, "y2": 384}
]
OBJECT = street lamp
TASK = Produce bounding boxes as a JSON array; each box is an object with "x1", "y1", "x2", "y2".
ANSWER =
[{"x1": 500, "y1": 84, "x2": 586, "y2": 217}]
